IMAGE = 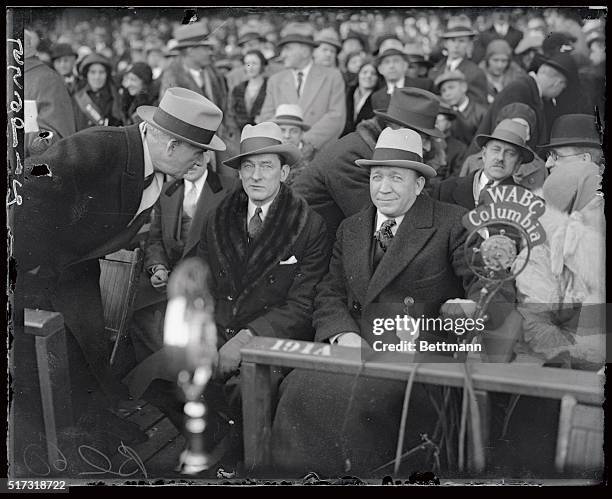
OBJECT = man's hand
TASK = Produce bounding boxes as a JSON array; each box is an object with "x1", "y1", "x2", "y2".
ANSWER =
[
  {"x1": 216, "y1": 329, "x2": 254, "y2": 379},
  {"x1": 150, "y1": 265, "x2": 169, "y2": 289},
  {"x1": 335, "y1": 332, "x2": 369, "y2": 349},
  {"x1": 439, "y1": 299, "x2": 478, "y2": 320}
]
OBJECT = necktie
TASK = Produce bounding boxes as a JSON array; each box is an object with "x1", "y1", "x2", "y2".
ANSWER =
[
  {"x1": 478, "y1": 177, "x2": 495, "y2": 205},
  {"x1": 200, "y1": 68, "x2": 214, "y2": 101},
  {"x1": 296, "y1": 71, "x2": 304, "y2": 97},
  {"x1": 183, "y1": 181, "x2": 198, "y2": 218},
  {"x1": 248, "y1": 207, "x2": 263, "y2": 239},
  {"x1": 143, "y1": 173, "x2": 155, "y2": 189},
  {"x1": 373, "y1": 219, "x2": 396, "y2": 268}
]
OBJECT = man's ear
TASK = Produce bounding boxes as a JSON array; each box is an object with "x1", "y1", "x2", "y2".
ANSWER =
[
  {"x1": 416, "y1": 175, "x2": 426, "y2": 194},
  {"x1": 165, "y1": 138, "x2": 179, "y2": 156},
  {"x1": 280, "y1": 164, "x2": 290, "y2": 182},
  {"x1": 203, "y1": 150, "x2": 211, "y2": 164}
]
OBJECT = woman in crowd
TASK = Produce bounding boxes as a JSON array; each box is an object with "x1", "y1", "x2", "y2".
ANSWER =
[
  {"x1": 341, "y1": 57, "x2": 382, "y2": 137},
  {"x1": 342, "y1": 50, "x2": 365, "y2": 88},
  {"x1": 479, "y1": 39, "x2": 526, "y2": 105},
  {"x1": 73, "y1": 52, "x2": 123, "y2": 130},
  {"x1": 513, "y1": 161, "x2": 605, "y2": 370},
  {"x1": 229, "y1": 49, "x2": 268, "y2": 131},
  {"x1": 120, "y1": 61, "x2": 156, "y2": 125}
]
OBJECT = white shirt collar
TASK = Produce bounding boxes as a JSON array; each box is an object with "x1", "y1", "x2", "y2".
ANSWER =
[
  {"x1": 375, "y1": 211, "x2": 405, "y2": 236},
  {"x1": 456, "y1": 96, "x2": 470, "y2": 113},
  {"x1": 293, "y1": 60, "x2": 313, "y2": 85},
  {"x1": 184, "y1": 168, "x2": 208, "y2": 200},
  {"x1": 248, "y1": 196, "x2": 276, "y2": 222},
  {"x1": 141, "y1": 121, "x2": 154, "y2": 178},
  {"x1": 474, "y1": 170, "x2": 501, "y2": 205},
  {"x1": 528, "y1": 71, "x2": 543, "y2": 98},
  {"x1": 386, "y1": 76, "x2": 405, "y2": 94},
  {"x1": 188, "y1": 66, "x2": 204, "y2": 88},
  {"x1": 446, "y1": 58, "x2": 463, "y2": 72}
]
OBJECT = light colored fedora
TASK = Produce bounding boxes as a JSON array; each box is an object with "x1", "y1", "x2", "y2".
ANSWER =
[
  {"x1": 278, "y1": 22, "x2": 317, "y2": 48},
  {"x1": 223, "y1": 122, "x2": 301, "y2": 169},
  {"x1": 475, "y1": 119, "x2": 534, "y2": 163},
  {"x1": 433, "y1": 69, "x2": 467, "y2": 90},
  {"x1": 272, "y1": 104, "x2": 311, "y2": 131},
  {"x1": 137, "y1": 87, "x2": 226, "y2": 151},
  {"x1": 440, "y1": 15, "x2": 477, "y2": 39},
  {"x1": 314, "y1": 28, "x2": 342, "y2": 51},
  {"x1": 173, "y1": 22, "x2": 215, "y2": 50},
  {"x1": 355, "y1": 127, "x2": 437, "y2": 178}
]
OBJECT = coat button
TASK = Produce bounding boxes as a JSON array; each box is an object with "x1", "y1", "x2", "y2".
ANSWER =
[
  {"x1": 268, "y1": 275, "x2": 276, "y2": 284},
  {"x1": 404, "y1": 296, "x2": 414, "y2": 306},
  {"x1": 227, "y1": 295, "x2": 233, "y2": 301},
  {"x1": 352, "y1": 301, "x2": 361, "y2": 312},
  {"x1": 219, "y1": 270, "x2": 225, "y2": 277}
]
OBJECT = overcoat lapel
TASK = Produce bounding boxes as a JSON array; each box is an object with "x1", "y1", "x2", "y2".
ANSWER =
[
  {"x1": 365, "y1": 195, "x2": 436, "y2": 304},
  {"x1": 159, "y1": 182, "x2": 183, "y2": 242},
  {"x1": 343, "y1": 207, "x2": 376, "y2": 303}
]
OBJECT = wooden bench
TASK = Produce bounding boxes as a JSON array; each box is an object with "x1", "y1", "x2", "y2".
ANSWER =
[{"x1": 240, "y1": 337, "x2": 604, "y2": 474}]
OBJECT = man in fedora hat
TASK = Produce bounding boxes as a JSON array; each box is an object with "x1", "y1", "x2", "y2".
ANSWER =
[
  {"x1": 469, "y1": 52, "x2": 575, "y2": 158},
  {"x1": 271, "y1": 103, "x2": 312, "y2": 184},
  {"x1": 272, "y1": 127, "x2": 514, "y2": 476},
  {"x1": 313, "y1": 27, "x2": 342, "y2": 68},
  {"x1": 433, "y1": 118, "x2": 534, "y2": 210},
  {"x1": 428, "y1": 15, "x2": 489, "y2": 105},
  {"x1": 539, "y1": 113, "x2": 604, "y2": 175},
  {"x1": 435, "y1": 69, "x2": 488, "y2": 146},
  {"x1": 11, "y1": 87, "x2": 226, "y2": 466},
  {"x1": 404, "y1": 42, "x2": 434, "y2": 79},
  {"x1": 125, "y1": 122, "x2": 330, "y2": 465},
  {"x1": 50, "y1": 42, "x2": 79, "y2": 95},
  {"x1": 370, "y1": 38, "x2": 435, "y2": 112},
  {"x1": 257, "y1": 23, "x2": 346, "y2": 156},
  {"x1": 293, "y1": 87, "x2": 446, "y2": 244}
]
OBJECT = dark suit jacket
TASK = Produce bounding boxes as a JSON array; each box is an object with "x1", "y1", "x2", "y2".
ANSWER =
[
  {"x1": 452, "y1": 98, "x2": 489, "y2": 146},
  {"x1": 14, "y1": 123, "x2": 150, "y2": 400},
  {"x1": 313, "y1": 195, "x2": 503, "y2": 346},
  {"x1": 472, "y1": 26, "x2": 524, "y2": 64},
  {"x1": 370, "y1": 77, "x2": 436, "y2": 111},
  {"x1": 429, "y1": 58, "x2": 489, "y2": 105},
  {"x1": 341, "y1": 84, "x2": 377, "y2": 137},
  {"x1": 468, "y1": 75, "x2": 547, "y2": 157}
]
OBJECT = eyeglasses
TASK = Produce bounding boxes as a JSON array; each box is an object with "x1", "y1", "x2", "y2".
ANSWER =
[{"x1": 546, "y1": 150, "x2": 582, "y2": 162}]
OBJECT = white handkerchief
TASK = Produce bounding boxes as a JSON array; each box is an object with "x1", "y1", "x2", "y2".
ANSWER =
[{"x1": 279, "y1": 255, "x2": 298, "y2": 265}]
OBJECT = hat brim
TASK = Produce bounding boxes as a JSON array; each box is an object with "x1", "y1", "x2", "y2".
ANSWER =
[
  {"x1": 271, "y1": 118, "x2": 310, "y2": 131},
  {"x1": 316, "y1": 39, "x2": 342, "y2": 51},
  {"x1": 537, "y1": 138, "x2": 601, "y2": 150},
  {"x1": 136, "y1": 105, "x2": 226, "y2": 151},
  {"x1": 541, "y1": 60, "x2": 574, "y2": 81},
  {"x1": 222, "y1": 143, "x2": 302, "y2": 169},
  {"x1": 475, "y1": 133, "x2": 535, "y2": 163},
  {"x1": 174, "y1": 40, "x2": 215, "y2": 50},
  {"x1": 277, "y1": 37, "x2": 317, "y2": 48},
  {"x1": 355, "y1": 158, "x2": 437, "y2": 178},
  {"x1": 374, "y1": 109, "x2": 444, "y2": 139},
  {"x1": 440, "y1": 30, "x2": 477, "y2": 38}
]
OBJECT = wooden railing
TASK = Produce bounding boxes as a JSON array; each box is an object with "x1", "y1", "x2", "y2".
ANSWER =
[{"x1": 240, "y1": 336, "x2": 604, "y2": 473}]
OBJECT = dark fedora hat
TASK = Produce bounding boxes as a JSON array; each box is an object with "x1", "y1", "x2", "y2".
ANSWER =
[
  {"x1": 277, "y1": 23, "x2": 317, "y2": 49},
  {"x1": 437, "y1": 101, "x2": 457, "y2": 120},
  {"x1": 373, "y1": 33, "x2": 403, "y2": 56},
  {"x1": 374, "y1": 87, "x2": 444, "y2": 139},
  {"x1": 50, "y1": 43, "x2": 77, "y2": 61},
  {"x1": 540, "y1": 52, "x2": 578, "y2": 81},
  {"x1": 440, "y1": 15, "x2": 477, "y2": 39},
  {"x1": 475, "y1": 119, "x2": 534, "y2": 163},
  {"x1": 375, "y1": 47, "x2": 409, "y2": 65},
  {"x1": 538, "y1": 114, "x2": 601, "y2": 150},
  {"x1": 174, "y1": 22, "x2": 216, "y2": 50}
]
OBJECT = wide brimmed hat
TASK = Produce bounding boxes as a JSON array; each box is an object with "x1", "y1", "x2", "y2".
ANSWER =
[
  {"x1": 223, "y1": 122, "x2": 301, "y2": 169},
  {"x1": 538, "y1": 114, "x2": 601, "y2": 150},
  {"x1": 137, "y1": 87, "x2": 226, "y2": 151},
  {"x1": 376, "y1": 46, "x2": 408, "y2": 65},
  {"x1": 278, "y1": 23, "x2": 317, "y2": 48},
  {"x1": 514, "y1": 33, "x2": 544, "y2": 55},
  {"x1": 173, "y1": 22, "x2": 215, "y2": 50},
  {"x1": 272, "y1": 104, "x2": 311, "y2": 131},
  {"x1": 315, "y1": 28, "x2": 342, "y2": 51},
  {"x1": 433, "y1": 69, "x2": 466, "y2": 91},
  {"x1": 237, "y1": 31, "x2": 267, "y2": 46},
  {"x1": 440, "y1": 16, "x2": 477, "y2": 39},
  {"x1": 373, "y1": 34, "x2": 402, "y2": 56},
  {"x1": 355, "y1": 127, "x2": 437, "y2": 178},
  {"x1": 437, "y1": 101, "x2": 457, "y2": 119},
  {"x1": 51, "y1": 43, "x2": 77, "y2": 61},
  {"x1": 540, "y1": 52, "x2": 578, "y2": 81},
  {"x1": 79, "y1": 52, "x2": 112, "y2": 76},
  {"x1": 475, "y1": 119, "x2": 534, "y2": 163},
  {"x1": 404, "y1": 43, "x2": 433, "y2": 67},
  {"x1": 374, "y1": 87, "x2": 444, "y2": 139}
]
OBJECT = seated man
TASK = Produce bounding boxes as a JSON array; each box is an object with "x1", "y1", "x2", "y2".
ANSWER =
[
  {"x1": 129, "y1": 153, "x2": 235, "y2": 363},
  {"x1": 431, "y1": 119, "x2": 534, "y2": 210},
  {"x1": 271, "y1": 103, "x2": 311, "y2": 185},
  {"x1": 125, "y1": 122, "x2": 330, "y2": 466},
  {"x1": 271, "y1": 127, "x2": 514, "y2": 477}
]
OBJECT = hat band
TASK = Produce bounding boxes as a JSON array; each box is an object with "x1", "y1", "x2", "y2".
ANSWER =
[
  {"x1": 385, "y1": 108, "x2": 436, "y2": 129},
  {"x1": 153, "y1": 108, "x2": 215, "y2": 144},
  {"x1": 240, "y1": 136, "x2": 283, "y2": 154},
  {"x1": 275, "y1": 114, "x2": 304, "y2": 123},
  {"x1": 372, "y1": 148, "x2": 423, "y2": 163}
]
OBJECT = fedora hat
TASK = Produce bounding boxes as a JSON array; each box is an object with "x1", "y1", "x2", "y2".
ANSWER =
[
  {"x1": 223, "y1": 122, "x2": 301, "y2": 170},
  {"x1": 514, "y1": 33, "x2": 544, "y2": 55},
  {"x1": 51, "y1": 43, "x2": 77, "y2": 61},
  {"x1": 174, "y1": 22, "x2": 215, "y2": 50},
  {"x1": 272, "y1": 104, "x2": 311, "y2": 131},
  {"x1": 540, "y1": 52, "x2": 578, "y2": 81},
  {"x1": 374, "y1": 34, "x2": 402, "y2": 56},
  {"x1": 237, "y1": 31, "x2": 266, "y2": 47},
  {"x1": 433, "y1": 69, "x2": 466, "y2": 91},
  {"x1": 278, "y1": 23, "x2": 317, "y2": 48},
  {"x1": 373, "y1": 87, "x2": 443, "y2": 139},
  {"x1": 538, "y1": 114, "x2": 601, "y2": 150},
  {"x1": 376, "y1": 47, "x2": 409, "y2": 65},
  {"x1": 475, "y1": 119, "x2": 534, "y2": 163},
  {"x1": 404, "y1": 43, "x2": 433, "y2": 67},
  {"x1": 437, "y1": 101, "x2": 457, "y2": 119},
  {"x1": 137, "y1": 87, "x2": 226, "y2": 151},
  {"x1": 355, "y1": 127, "x2": 437, "y2": 178},
  {"x1": 440, "y1": 15, "x2": 477, "y2": 39},
  {"x1": 315, "y1": 28, "x2": 342, "y2": 51}
]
